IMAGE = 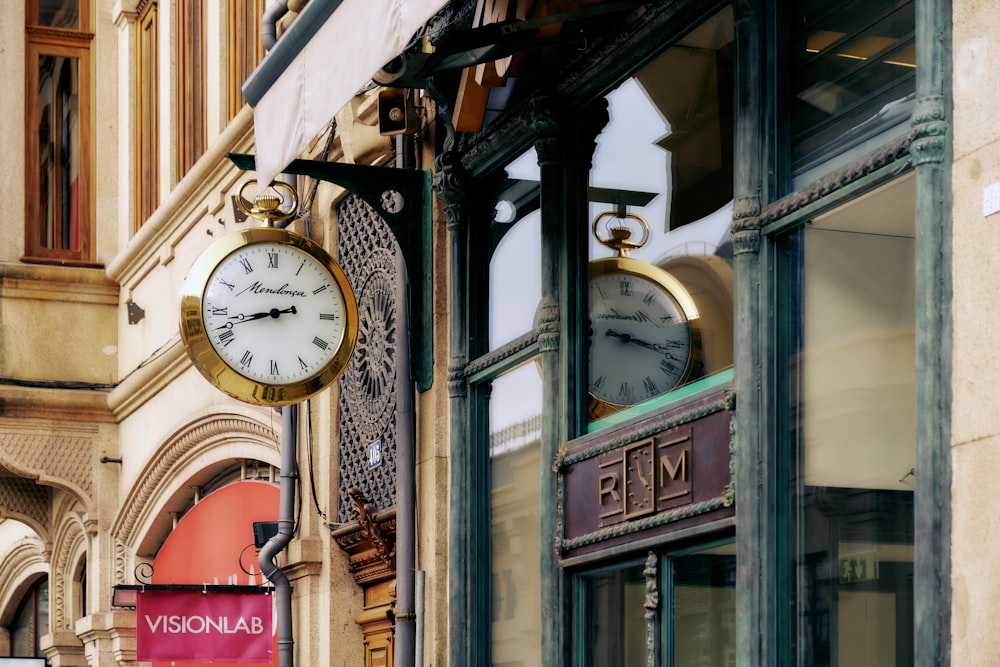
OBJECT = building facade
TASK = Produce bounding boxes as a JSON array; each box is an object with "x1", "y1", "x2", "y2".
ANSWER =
[{"x1": 0, "y1": 0, "x2": 993, "y2": 665}]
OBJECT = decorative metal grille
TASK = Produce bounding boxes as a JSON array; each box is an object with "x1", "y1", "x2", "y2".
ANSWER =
[{"x1": 336, "y1": 193, "x2": 401, "y2": 522}]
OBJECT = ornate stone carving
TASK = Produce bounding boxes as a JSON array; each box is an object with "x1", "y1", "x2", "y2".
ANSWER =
[
  {"x1": 110, "y1": 413, "x2": 278, "y2": 579},
  {"x1": 0, "y1": 422, "x2": 96, "y2": 503},
  {"x1": 0, "y1": 469, "x2": 51, "y2": 536}
]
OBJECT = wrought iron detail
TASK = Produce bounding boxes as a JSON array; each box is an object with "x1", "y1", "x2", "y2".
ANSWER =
[
  {"x1": 135, "y1": 562, "x2": 154, "y2": 585},
  {"x1": 381, "y1": 189, "x2": 404, "y2": 214},
  {"x1": 337, "y1": 194, "x2": 402, "y2": 522}
]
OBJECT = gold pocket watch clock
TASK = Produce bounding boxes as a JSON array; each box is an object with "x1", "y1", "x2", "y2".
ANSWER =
[
  {"x1": 180, "y1": 181, "x2": 358, "y2": 406},
  {"x1": 588, "y1": 211, "x2": 701, "y2": 419}
]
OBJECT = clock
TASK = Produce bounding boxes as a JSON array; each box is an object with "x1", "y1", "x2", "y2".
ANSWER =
[
  {"x1": 179, "y1": 185, "x2": 358, "y2": 406},
  {"x1": 588, "y1": 213, "x2": 700, "y2": 419}
]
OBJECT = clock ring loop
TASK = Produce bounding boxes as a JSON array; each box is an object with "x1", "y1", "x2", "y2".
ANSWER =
[
  {"x1": 236, "y1": 180, "x2": 299, "y2": 225},
  {"x1": 592, "y1": 211, "x2": 650, "y2": 255}
]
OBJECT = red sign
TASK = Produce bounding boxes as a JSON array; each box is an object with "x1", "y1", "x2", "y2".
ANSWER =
[{"x1": 137, "y1": 590, "x2": 273, "y2": 663}]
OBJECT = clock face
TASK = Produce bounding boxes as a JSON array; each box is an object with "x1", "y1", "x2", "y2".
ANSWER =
[
  {"x1": 180, "y1": 228, "x2": 358, "y2": 405},
  {"x1": 589, "y1": 259, "x2": 697, "y2": 414}
]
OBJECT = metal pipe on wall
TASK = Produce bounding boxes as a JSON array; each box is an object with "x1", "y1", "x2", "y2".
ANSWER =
[
  {"x1": 259, "y1": 404, "x2": 298, "y2": 667},
  {"x1": 394, "y1": 129, "x2": 418, "y2": 664}
]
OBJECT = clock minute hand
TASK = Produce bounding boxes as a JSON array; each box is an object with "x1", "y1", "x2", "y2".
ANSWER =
[
  {"x1": 606, "y1": 328, "x2": 658, "y2": 351},
  {"x1": 606, "y1": 329, "x2": 684, "y2": 361}
]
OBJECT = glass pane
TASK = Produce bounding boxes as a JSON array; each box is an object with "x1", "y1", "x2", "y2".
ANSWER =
[
  {"x1": 37, "y1": 53, "x2": 81, "y2": 251},
  {"x1": 673, "y1": 546, "x2": 737, "y2": 667},
  {"x1": 587, "y1": 7, "x2": 734, "y2": 420},
  {"x1": 490, "y1": 361, "x2": 543, "y2": 665},
  {"x1": 36, "y1": 0, "x2": 80, "y2": 29},
  {"x1": 11, "y1": 576, "x2": 48, "y2": 657},
  {"x1": 792, "y1": 0, "x2": 915, "y2": 179},
  {"x1": 580, "y1": 563, "x2": 647, "y2": 667},
  {"x1": 792, "y1": 177, "x2": 916, "y2": 666},
  {"x1": 490, "y1": 150, "x2": 542, "y2": 350}
]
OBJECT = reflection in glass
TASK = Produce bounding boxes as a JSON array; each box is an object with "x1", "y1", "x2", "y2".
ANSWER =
[
  {"x1": 673, "y1": 548, "x2": 737, "y2": 667},
  {"x1": 581, "y1": 563, "x2": 646, "y2": 667},
  {"x1": 792, "y1": 0, "x2": 915, "y2": 181},
  {"x1": 587, "y1": 7, "x2": 735, "y2": 420},
  {"x1": 490, "y1": 150, "x2": 542, "y2": 350},
  {"x1": 11, "y1": 576, "x2": 48, "y2": 657},
  {"x1": 490, "y1": 361, "x2": 543, "y2": 665},
  {"x1": 791, "y1": 177, "x2": 915, "y2": 666},
  {"x1": 37, "y1": 54, "x2": 80, "y2": 251},
  {"x1": 36, "y1": 0, "x2": 80, "y2": 29}
]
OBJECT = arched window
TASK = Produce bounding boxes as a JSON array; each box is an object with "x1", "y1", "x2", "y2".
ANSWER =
[{"x1": 10, "y1": 576, "x2": 48, "y2": 658}]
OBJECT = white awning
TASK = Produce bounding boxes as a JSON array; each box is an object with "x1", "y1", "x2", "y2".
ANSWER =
[{"x1": 243, "y1": 0, "x2": 448, "y2": 189}]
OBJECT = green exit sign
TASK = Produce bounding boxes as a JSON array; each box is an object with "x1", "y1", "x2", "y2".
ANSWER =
[{"x1": 840, "y1": 552, "x2": 879, "y2": 583}]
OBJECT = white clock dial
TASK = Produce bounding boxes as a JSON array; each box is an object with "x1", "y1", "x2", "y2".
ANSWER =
[
  {"x1": 202, "y1": 241, "x2": 349, "y2": 385},
  {"x1": 181, "y1": 225, "x2": 358, "y2": 406},
  {"x1": 588, "y1": 268, "x2": 694, "y2": 409}
]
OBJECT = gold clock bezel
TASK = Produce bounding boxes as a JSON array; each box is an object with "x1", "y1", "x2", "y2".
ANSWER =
[
  {"x1": 588, "y1": 255, "x2": 702, "y2": 418},
  {"x1": 179, "y1": 226, "x2": 359, "y2": 406}
]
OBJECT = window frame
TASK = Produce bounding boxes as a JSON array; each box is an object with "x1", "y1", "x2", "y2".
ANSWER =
[
  {"x1": 175, "y1": 0, "x2": 206, "y2": 182},
  {"x1": 134, "y1": 0, "x2": 158, "y2": 230},
  {"x1": 24, "y1": 7, "x2": 94, "y2": 263},
  {"x1": 226, "y1": 0, "x2": 265, "y2": 121},
  {"x1": 454, "y1": 3, "x2": 737, "y2": 664}
]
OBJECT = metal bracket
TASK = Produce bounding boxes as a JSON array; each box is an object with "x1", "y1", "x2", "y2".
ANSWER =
[{"x1": 227, "y1": 153, "x2": 434, "y2": 392}]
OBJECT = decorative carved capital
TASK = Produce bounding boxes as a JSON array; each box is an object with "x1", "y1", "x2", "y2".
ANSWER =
[
  {"x1": 528, "y1": 96, "x2": 563, "y2": 164},
  {"x1": 535, "y1": 300, "x2": 560, "y2": 353},
  {"x1": 731, "y1": 194, "x2": 761, "y2": 256},
  {"x1": 448, "y1": 360, "x2": 468, "y2": 398},
  {"x1": 911, "y1": 94, "x2": 948, "y2": 166},
  {"x1": 433, "y1": 151, "x2": 471, "y2": 233}
]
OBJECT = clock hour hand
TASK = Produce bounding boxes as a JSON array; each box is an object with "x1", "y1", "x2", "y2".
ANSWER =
[{"x1": 229, "y1": 305, "x2": 298, "y2": 324}]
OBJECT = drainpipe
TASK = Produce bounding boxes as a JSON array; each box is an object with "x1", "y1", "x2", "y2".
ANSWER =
[
  {"x1": 259, "y1": 403, "x2": 298, "y2": 667},
  {"x1": 261, "y1": 0, "x2": 290, "y2": 51},
  {"x1": 393, "y1": 127, "x2": 418, "y2": 663}
]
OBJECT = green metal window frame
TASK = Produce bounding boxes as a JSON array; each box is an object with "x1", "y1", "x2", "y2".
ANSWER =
[
  {"x1": 443, "y1": 0, "x2": 950, "y2": 665},
  {"x1": 733, "y1": 1, "x2": 951, "y2": 667}
]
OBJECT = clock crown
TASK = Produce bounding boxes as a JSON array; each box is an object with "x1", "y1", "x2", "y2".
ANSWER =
[
  {"x1": 593, "y1": 211, "x2": 650, "y2": 257},
  {"x1": 236, "y1": 180, "x2": 299, "y2": 227}
]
